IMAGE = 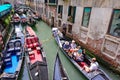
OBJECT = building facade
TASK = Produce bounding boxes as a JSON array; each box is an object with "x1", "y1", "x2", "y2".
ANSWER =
[{"x1": 57, "y1": 0, "x2": 120, "y2": 72}]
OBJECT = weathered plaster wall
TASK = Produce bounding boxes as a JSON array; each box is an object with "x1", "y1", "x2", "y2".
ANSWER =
[
  {"x1": 72, "y1": 7, "x2": 83, "y2": 36},
  {"x1": 88, "y1": 8, "x2": 112, "y2": 40},
  {"x1": 62, "y1": 4, "x2": 69, "y2": 23}
]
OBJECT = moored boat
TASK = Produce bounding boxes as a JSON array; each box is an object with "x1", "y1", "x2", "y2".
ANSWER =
[
  {"x1": 25, "y1": 26, "x2": 49, "y2": 80},
  {"x1": 0, "y1": 24, "x2": 25, "y2": 80},
  {"x1": 12, "y1": 13, "x2": 21, "y2": 24},
  {"x1": 53, "y1": 53, "x2": 69, "y2": 80},
  {"x1": 20, "y1": 14, "x2": 28, "y2": 24},
  {"x1": 52, "y1": 27, "x2": 112, "y2": 80}
]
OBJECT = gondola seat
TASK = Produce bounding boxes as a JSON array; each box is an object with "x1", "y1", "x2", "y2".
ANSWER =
[
  {"x1": 33, "y1": 37, "x2": 38, "y2": 42},
  {"x1": 29, "y1": 51, "x2": 35, "y2": 59},
  {"x1": 4, "y1": 53, "x2": 11, "y2": 59},
  {"x1": 78, "y1": 62, "x2": 87, "y2": 68},
  {"x1": 7, "y1": 48, "x2": 14, "y2": 53},
  {"x1": 33, "y1": 42, "x2": 39, "y2": 47},
  {"x1": 16, "y1": 52, "x2": 21, "y2": 57},
  {"x1": 27, "y1": 44, "x2": 34, "y2": 48},
  {"x1": 14, "y1": 47, "x2": 21, "y2": 53},
  {"x1": 36, "y1": 47, "x2": 41, "y2": 54},
  {"x1": 4, "y1": 58, "x2": 12, "y2": 66},
  {"x1": 14, "y1": 41, "x2": 21, "y2": 52},
  {"x1": 29, "y1": 51, "x2": 35, "y2": 56},
  {"x1": 31, "y1": 37, "x2": 39, "y2": 48},
  {"x1": 7, "y1": 42, "x2": 14, "y2": 53}
]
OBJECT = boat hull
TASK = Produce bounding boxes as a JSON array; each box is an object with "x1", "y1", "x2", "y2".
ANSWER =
[
  {"x1": 52, "y1": 28, "x2": 111, "y2": 80},
  {"x1": 25, "y1": 26, "x2": 49, "y2": 80},
  {"x1": 0, "y1": 24, "x2": 25, "y2": 80},
  {"x1": 53, "y1": 53, "x2": 69, "y2": 80}
]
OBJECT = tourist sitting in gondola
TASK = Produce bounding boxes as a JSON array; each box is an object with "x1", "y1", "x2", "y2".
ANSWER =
[
  {"x1": 70, "y1": 40, "x2": 77, "y2": 49},
  {"x1": 83, "y1": 58, "x2": 99, "y2": 72},
  {"x1": 73, "y1": 46, "x2": 84, "y2": 62},
  {"x1": 68, "y1": 40, "x2": 77, "y2": 57},
  {"x1": 63, "y1": 41, "x2": 71, "y2": 53}
]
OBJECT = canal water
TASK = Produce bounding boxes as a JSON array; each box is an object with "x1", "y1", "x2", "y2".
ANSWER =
[{"x1": 21, "y1": 21, "x2": 120, "y2": 80}]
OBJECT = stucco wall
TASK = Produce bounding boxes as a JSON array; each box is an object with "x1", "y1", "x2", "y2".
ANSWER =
[
  {"x1": 88, "y1": 8, "x2": 112, "y2": 39},
  {"x1": 72, "y1": 7, "x2": 83, "y2": 37}
]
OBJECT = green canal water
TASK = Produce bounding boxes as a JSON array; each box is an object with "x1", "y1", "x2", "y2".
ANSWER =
[{"x1": 21, "y1": 21, "x2": 120, "y2": 80}]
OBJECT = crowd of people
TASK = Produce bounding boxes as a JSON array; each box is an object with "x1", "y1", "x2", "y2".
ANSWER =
[
  {"x1": 52, "y1": 27, "x2": 99, "y2": 73},
  {"x1": 62, "y1": 40, "x2": 99, "y2": 73}
]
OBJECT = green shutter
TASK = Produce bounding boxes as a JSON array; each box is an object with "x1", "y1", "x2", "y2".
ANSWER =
[
  {"x1": 68, "y1": 6, "x2": 71, "y2": 16},
  {"x1": 49, "y1": 0, "x2": 55, "y2": 3},
  {"x1": 73, "y1": 6, "x2": 76, "y2": 23},
  {"x1": 58, "y1": 6, "x2": 60, "y2": 13}
]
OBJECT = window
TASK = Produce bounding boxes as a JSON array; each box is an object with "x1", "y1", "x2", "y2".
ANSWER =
[
  {"x1": 45, "y1": 0, "x2": 47, "y2": 3},
  {"x1": 58, "y1": 5, "x2": 63, "y2": 18},
  {"x1": 49, "y1": 0, "x2": 56, "y2": 3},
  {"x1": 108, "y1": 9, "x2": 120, "y2": 37},
  {"x1": 67, "y1": 6, "x2": 76, "y2": 23},
  {"x1": 82, "y1": 7, "x2": 91, "y2": 27}
]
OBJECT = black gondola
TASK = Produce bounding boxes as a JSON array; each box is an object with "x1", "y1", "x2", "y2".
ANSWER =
[
  {"x1": 0, "y1": 24, "x2": 24, "y2": 80},
  {"x1": 25, "y1": 26, "x2": 49, "y2": 80},
  {"x1": 52, "y1": 27, "x2": 112, "y2": 80},
  {"x1": 53, "y1": 53, "x2": 69, "y2": 80}
]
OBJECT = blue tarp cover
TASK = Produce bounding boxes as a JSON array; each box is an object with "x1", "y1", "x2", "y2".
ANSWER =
[{"x1": 0, "y1": 4, "x2": 12, "y2": 17}]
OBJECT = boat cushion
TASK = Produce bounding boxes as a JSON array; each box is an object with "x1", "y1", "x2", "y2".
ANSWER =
[
  {"x1": 26, "y1": 38, "x2": 32, "y2": 45},
  {"x1": 4, "y1": 53, "x2": 11, "y2": 58},
  {"x1": 29, "y1": 54, "x2": 35, "y2": 59},
  {"x1": 79, "y1": 62, "x2": 87, "y2": 68},
  {"x1": 4, "y1": 58, "x2": 11, "y2": 63},
  {"x1": 33, "y1": 42, "x2": 39, "y2": 47},
  {"x1": 16, "y1": 52, "x2": 21, "y2": 56}
]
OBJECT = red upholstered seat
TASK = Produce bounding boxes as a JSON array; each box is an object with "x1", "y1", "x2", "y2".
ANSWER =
[
  {"x1": 34, "y1": 37, "x2": 38, "y2": 42},
  {"x1": 33, "y1": 42, "x2": 39, "y2": 47},
  {"x1": 26, "y1": 38, "x2": 32, "y2": 45},
  {"x1": 29, "y1": 54, "x2": 35, "y2": 59},
  {"x1": 78, "y1": 62, "x2": 86, "y2": 68},
  {"x1": 37, "y1": 50, "x2": 41, "y2": 54}
]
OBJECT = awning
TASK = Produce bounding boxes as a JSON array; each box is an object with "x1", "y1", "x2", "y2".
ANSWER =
[{"x1": 0, "y1": 4, "x2": 12, "y2": 18}]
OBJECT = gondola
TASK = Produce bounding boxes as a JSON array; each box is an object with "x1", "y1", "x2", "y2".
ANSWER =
[
  {"x1": 52, "y1": 27, "x2": 112, "y2": 80},
  {"x1": 53, "y1": 53, "x2": 69, "y2": 80},
  {"x1": 0, "y1": 24, "x2": 25, "y2": 80},
  {"x1": 25, "y1": 26, "x2": 49, "y2": 80},
  {"x1": 12, "y1": 13, "x2": 21, "y2": 24},
  {"x1": 20, "y1": 14, "x2": 28, "y2": 24}
]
